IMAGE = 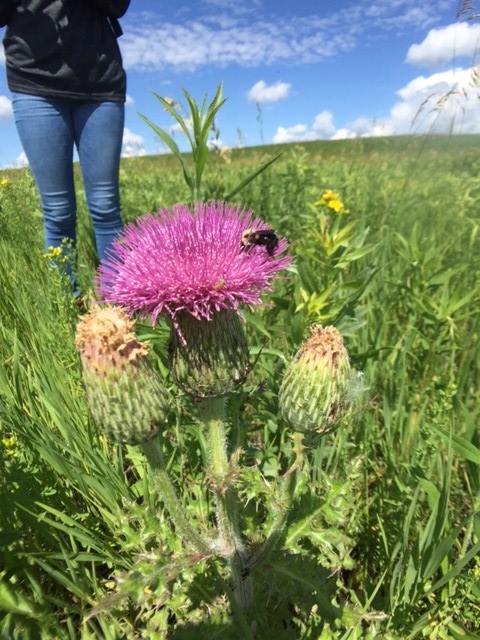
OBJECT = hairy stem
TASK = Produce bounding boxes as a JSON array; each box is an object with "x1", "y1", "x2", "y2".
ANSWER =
[
  {"x1": 141, "y1": 437, "x2": 210, "y2": 555},
  {"x1": 248, "y1": 433, "x2": 302, "y2": 569},
  {"x1": 197, "y1": 397, "x2": 254, "y2": 616}
]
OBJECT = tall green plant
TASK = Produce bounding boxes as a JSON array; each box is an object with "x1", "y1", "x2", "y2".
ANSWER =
[
  {"x1": 74, "y1": 201, "x2": 366, "y2": 637},
  {"x1": 138, "y1": 83, "x2": 280, "y2": 203}
]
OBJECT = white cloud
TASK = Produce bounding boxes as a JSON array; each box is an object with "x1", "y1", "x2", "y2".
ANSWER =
[
  {"x1": 272, "y1": 124, "x2": 317, "y2": 144},
  {"x1": 397, "y1": 70, "x2": 456, "y2": 100},
  {"x1": 271, "y1": 65, "x2": 480, "y2": 143},
  {"x1": 122, "y1": 127, "x2": 146, "y2": 157},
  {"x1": 169, "y1": 121, "x2": 184, "y2": 136},
  {"x1": 406, "y1": 22, "x2": 480, "y2": 67},
  {"x1": 247, "y1": 80, "x2": 291, "y2": 104},
  {"x1": 120, "y1": 1, "x2": 447, "y2": 73},
  {"x1": 330, "y1": 128, "x2": 356, "y2": 140},
  {"x1": 339, "y1": 116, "x2": 395, "y2": 138},
  {"x1": 16, "y1": 151, "x2": 28, "y2": 167},
  {"x1": 272, "y1": 112, "x2": 394, "y2": 144},
  {"x1": 362, "y1": 0, "x2": 451, "y2": 28},
  {"x1": 120, "y1": 21, "x2": 349, "y2": 71},
  {"x1": 332, "y1": 120, "x2": 395, "y2": 139},
  {"x1": 312, "y1": 111, "x2": 336, "y2": 137},
  {"x1": 0, "y1": 150, "x2": 29, "y2": 170},
  {"x1": 391, "y1": 66, "x2": 480, "y2": 134},
  {"x1": 125, "y1": 94, "x2": 134, "y2": 106},
  {"x1": 166, "y1": 120, "x2": 194, "y2": 140},
  {"x1": 0, "y1": 95, "x2": 12, "y2": 119}
]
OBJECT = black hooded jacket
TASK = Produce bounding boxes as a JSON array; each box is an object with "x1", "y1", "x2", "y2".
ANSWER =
[{"x1": 1, "y1": 0, "x2": 130, "y2": 101}]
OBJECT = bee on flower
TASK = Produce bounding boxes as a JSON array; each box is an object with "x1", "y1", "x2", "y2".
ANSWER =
[{"x1": 97, "y1": 200, "x2": 291, "y2": 398}]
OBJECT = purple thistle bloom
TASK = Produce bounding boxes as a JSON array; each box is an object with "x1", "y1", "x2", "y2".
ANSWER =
[{"x1": 97, "y1": 201, "x2": 291, "y2": 325}]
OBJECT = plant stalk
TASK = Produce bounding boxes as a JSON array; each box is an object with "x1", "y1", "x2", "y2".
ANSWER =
[
  {"x1": 248, "y1": 433, "x2": 302, "y2": 568},
  {"x1": 197, "y1": 397, "x2": 254, "y2": 615},
  {"x1": 140, "y1": 437, "x2": 210, "y2": 555}
]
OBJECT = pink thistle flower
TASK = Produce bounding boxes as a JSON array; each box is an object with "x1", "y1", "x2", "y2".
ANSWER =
[{"x1": 97, "y1": 201, "x2": 291, "y2": 325}]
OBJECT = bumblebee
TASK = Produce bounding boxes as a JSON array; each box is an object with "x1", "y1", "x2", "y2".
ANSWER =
[{"x1": 241, "y1": 228, "x2": 279, "y2": 257}]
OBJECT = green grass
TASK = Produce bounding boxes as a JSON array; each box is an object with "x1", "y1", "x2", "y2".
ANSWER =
[{"x1": 1, "y1": 134, "x2": 479, "y2": 639}]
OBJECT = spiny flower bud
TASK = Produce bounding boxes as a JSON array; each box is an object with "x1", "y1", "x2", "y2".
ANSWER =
[
  {"x1": 75, "y1": 306, "x2": 169, "y2": 444},
  {"x1": 169, "y1": 310, "x2": 251, "y2": 399},
  {"x1": 279, "y1": 325, "x2": 362, "y2": 439}
]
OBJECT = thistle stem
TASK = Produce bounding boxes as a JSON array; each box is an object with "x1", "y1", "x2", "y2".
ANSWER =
[
  {"x1": 197, "y1": 397, "x2": 254, "y2": 616},
  {"x1": 140, "y1": 437, "x2": 210, "y2": 555},
  {"x1": 200, "y1": 398, "x2": 240, "y2": 549},
  {"x1": 248, "y1": 433, "x2": 302, "y2": 568},
  {"x1": 251, "y1": 472, "x2": 296, "y2": 569}
]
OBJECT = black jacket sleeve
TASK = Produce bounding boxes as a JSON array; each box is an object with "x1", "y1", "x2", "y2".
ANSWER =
[
  {"x1": 84, "y1": 0, "x2": 130, "y2": 19},
  {"x1": 0, "y1": 0, "x2": 20, "y2": 27}
]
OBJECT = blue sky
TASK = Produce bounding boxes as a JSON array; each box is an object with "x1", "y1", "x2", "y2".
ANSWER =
[{"x1": 0, "y1": 0, "x2": 479, "y2": 167}]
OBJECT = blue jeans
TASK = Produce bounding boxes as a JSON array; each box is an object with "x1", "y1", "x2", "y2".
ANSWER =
[{"x1": 11, "y1": 93, "x2": 124, "y2": 287}]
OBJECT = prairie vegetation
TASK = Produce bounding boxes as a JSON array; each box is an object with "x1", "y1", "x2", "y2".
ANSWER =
[{"x1": 0, "y1": 133, "x2": 479, "y2": 638}]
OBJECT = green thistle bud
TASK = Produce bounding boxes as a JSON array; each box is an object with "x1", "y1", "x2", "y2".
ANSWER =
[
  {"x1": 170, "y1": 310, "x2": 251, "y2": 399},
  {"x1": 279, "y1": 325, "x2": 362, "y2": 439},
  {"x1": 75, "y1": 306, "x2": 169, "y2": 445}
]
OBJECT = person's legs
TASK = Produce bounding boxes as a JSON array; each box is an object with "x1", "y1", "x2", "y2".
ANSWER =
[
  {"x1": 74, "y1": 101, "x2": 124, "y2": 264},
  {"x1": 11, "y1": 93, "x2": 77, "y2": 257}
]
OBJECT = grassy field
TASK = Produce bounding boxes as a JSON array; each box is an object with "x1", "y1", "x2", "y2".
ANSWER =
[{"x1": 0, "y1": 133, "x2": 479, "y2": 639}]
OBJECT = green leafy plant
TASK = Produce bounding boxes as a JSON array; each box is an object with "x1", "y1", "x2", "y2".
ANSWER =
[
  {"x1": 1, "y1": 133, "x2": 480, "y2": 638},
  {"x1": 138, "y1": 82, "x2": 281, "y2": 203}
]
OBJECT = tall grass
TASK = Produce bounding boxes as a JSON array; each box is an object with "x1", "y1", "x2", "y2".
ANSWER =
[{"x1": 1, "y1": 135, "x2": 479, "y2": 638}]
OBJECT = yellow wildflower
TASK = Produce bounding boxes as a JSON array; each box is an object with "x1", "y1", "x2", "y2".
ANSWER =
[
  {"x1": 43, "y1": 246, "x2": 68, "y2": 264},
  {"x1": 0, "y1": 178, "x2": 10, "y2": 188},
  {"x1": 319, "y1": 189, "x2": 340, "y2": 203},
  {"x1": 2, "y1": 434, "x2": 17, "y2": 455},
  {"x1": 327, "y1": 198, "x2": 345, "y2": 213},
  {"x1": 315, "y1": 189, "x2": 348, "y2": 214}
]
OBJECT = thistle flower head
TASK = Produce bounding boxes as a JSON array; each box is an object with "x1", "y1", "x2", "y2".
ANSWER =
[
  {"x1": 97, "y1": 201, "x2": 291, "y2": 327},
  {"x1": 75, "y1": 305, "x2": 148, "y2": 374},
  {"x1": 279, "y1": 325, "x2": 363, "y2": 441},
  {"x1": 75, "y1": 306, "x2": 169, "y2": 444}
]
